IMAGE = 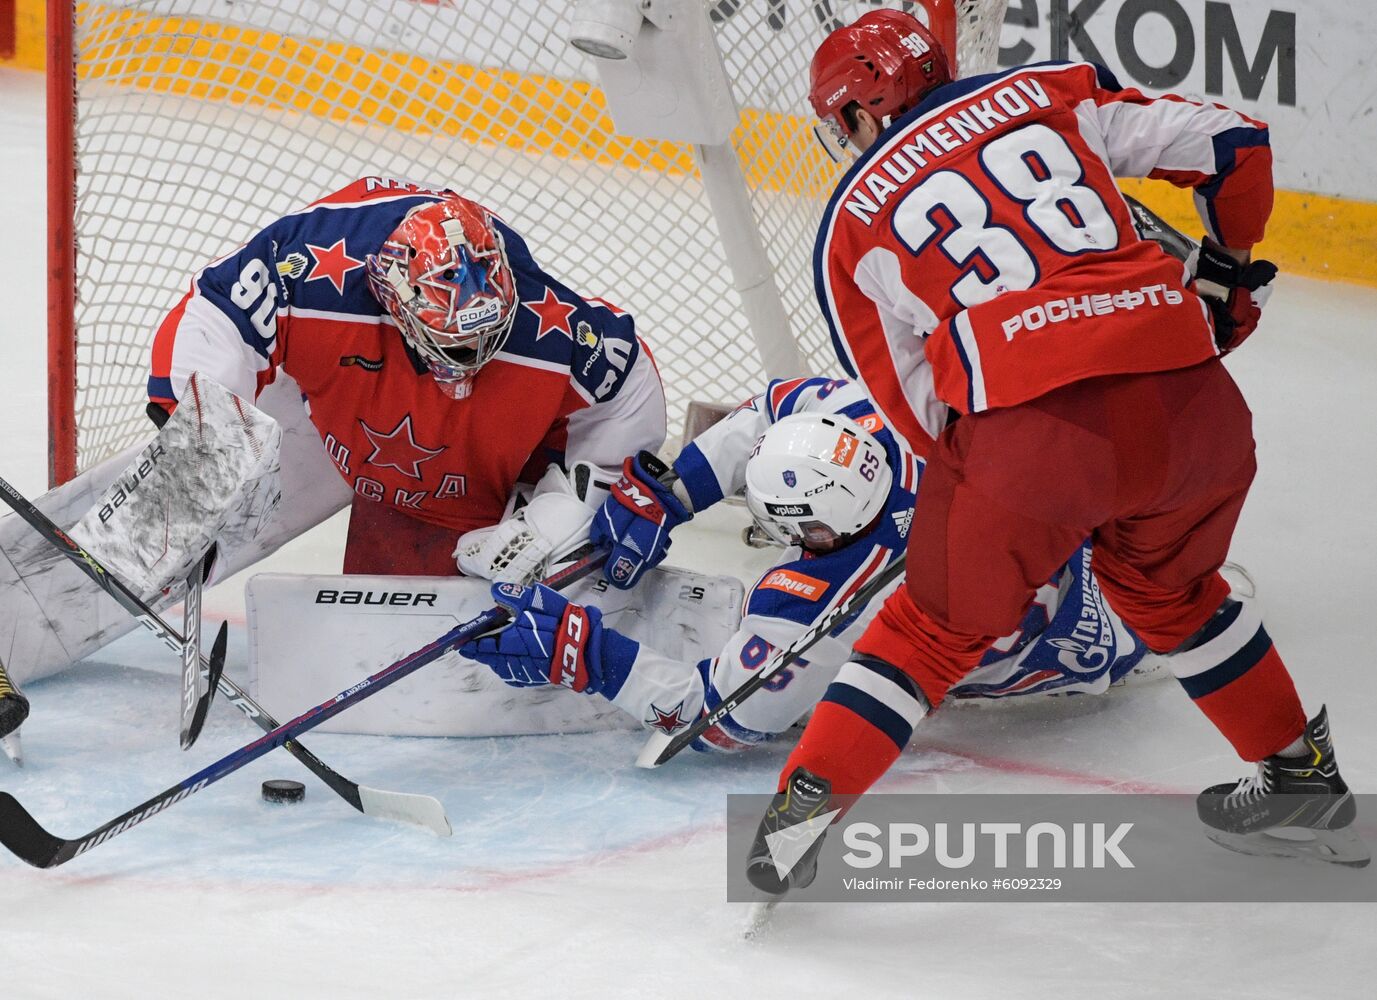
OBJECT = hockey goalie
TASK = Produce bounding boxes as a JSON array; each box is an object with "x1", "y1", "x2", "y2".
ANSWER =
[{"x1": 0, "y1": 176, "x2": 668, "y2": 757}]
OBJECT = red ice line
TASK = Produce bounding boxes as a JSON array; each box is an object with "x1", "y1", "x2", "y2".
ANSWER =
[{"x1": 20, "y1": 743, "x2": 1196, "y2": 895}]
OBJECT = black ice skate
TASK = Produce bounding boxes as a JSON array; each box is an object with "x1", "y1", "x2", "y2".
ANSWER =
[
  {"x1": 0, "y1": 656, "x2": 30, "y2": 767},
  {"x1": 745, "y1": 767, "x2": 838, "y2": 896},
  {"x1": 1198, "y1": 706, "x2": 1368, "y2": 867}
]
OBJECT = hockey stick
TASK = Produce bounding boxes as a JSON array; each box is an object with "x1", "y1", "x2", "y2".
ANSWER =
[
  {"x1": 1124, "y1": 195, "x2": 1199, "y2": 262},
  {"x1": 0, "y1": 475, "x2": 448, "y2": 835},
  {"x1": 0, "y1": 544, "x2": 604, "y2": 868},
  {"x1": 636, "y1": 554, "x2": 908, "y2": 769},
  {"x1": 186, "y1": 623, "x2": 229, "y2": 748}
]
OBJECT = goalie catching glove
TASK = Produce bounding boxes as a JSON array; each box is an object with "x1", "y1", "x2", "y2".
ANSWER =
[
  {"x1": 455, "y1": 462, "x2": 615, "y2": 584},
  {"x1": 461, "y1": 582, "x2": 638, "y2": 694},
  {"x1": 1188, "y1": 239, "x2": 1278, "y2": 352},
  {"x1": 590, "y1": 452, "x2": 692, "y2": 590}
]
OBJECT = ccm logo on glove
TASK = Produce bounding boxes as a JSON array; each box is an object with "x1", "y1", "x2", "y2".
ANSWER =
[{"x1": 554, "y1": 606, "x2": 592, "y2": 691}]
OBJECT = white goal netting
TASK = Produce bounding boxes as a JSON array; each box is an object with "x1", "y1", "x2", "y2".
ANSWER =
[{"x1": 62, "y1": 0, "x2": 1007, "y2": 473}]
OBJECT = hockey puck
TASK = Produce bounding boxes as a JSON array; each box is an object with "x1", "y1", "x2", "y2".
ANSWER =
[{"x1": 261, "y1": 779, "x2": 306, "y2": 804}]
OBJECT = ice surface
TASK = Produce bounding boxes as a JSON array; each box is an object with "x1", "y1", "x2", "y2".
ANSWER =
[{"x1": 2, "y1": 67, "x2": 1375, "y2": 999}]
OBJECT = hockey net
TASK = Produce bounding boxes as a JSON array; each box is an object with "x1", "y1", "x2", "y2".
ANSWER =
[{"x1": 48, "y1": 0, "x2": 1008, "y2": 483}]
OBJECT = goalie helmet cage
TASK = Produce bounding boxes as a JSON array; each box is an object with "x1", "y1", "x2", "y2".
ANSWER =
[{"x1": 45, "y1": 0, "x2": 1008, "y2": 486}]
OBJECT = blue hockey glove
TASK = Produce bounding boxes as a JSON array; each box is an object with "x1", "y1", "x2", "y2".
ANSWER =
[
  {"x1": 459, "y1": 582, "x2": 636, "y2": 694},
  {"x1": 589, "y1": 452, "x2": 691, "y2": 590}
]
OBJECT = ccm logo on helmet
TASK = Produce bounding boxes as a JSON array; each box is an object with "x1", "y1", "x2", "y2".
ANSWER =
[{"x1": 765, "y1": 501, "x2": 813, "y2": 517}]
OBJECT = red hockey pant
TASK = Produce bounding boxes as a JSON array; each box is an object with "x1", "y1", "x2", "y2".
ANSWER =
[
  {"x1": 343, "y1": 496, "x2": 465, "y2": 576},
  {"x1": 850, "y1": 359, "x2": 1303, "y2": 759}
]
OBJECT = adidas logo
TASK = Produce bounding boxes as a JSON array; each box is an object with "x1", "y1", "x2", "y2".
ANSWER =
[{"x1": 891, "y1": 509, "x2": 913, "y2": 538}]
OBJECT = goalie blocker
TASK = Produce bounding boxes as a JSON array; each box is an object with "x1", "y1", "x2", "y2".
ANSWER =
[{"x1": 0, "y1": 374, "x2": 352, "y2": 688}]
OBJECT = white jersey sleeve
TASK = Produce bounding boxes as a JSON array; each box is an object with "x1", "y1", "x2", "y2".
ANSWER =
[
  {"x1": 561, "y1": 331, "x2": 668, "y2": 474},
  {"x1": 604, "y1": 531, "x2": 910, "y2": 751}
]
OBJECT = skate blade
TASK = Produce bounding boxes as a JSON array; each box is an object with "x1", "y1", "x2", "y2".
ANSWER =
[
  {"x1": 1207, "y1": 826, "x2": 1371, "y2": 868},
  {"x1": 1, "y1": 731, "x2": 22, "y2": 768},
  {"x1": 741, "y1": 900, "x2": 778, "y2": 940}
]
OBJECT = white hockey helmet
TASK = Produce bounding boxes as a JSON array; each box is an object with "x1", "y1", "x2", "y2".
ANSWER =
[{"x1": 744, "y1": 412, "x2": 892, "y2": 551}]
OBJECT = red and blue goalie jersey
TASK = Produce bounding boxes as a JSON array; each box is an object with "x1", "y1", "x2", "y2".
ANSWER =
[
  {"x1": 816, "y1": 61, "x2": 1272, "y2": 456},
  {"x1": 148, "y1": 177, "x2": 667, "y2": 534}
]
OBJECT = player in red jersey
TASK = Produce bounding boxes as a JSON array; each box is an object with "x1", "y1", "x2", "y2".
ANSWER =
[
  {"x1": 148, "y1": 177, "x2": 667, "y2": 576},
  {"x1": 746, "y1": 10, "x2": 1361, "y2": 893}
]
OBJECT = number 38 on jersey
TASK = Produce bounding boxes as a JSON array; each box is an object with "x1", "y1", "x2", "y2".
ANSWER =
[{"x1": 891, "y1": 123, "x2": 1122, "y2": 310}]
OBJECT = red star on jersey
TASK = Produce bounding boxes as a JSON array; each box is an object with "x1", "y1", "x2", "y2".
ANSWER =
[
  {"x1": 305, "y1": 238, "x2": 364, "y2": 295},
  {"x1": 646, "y1": 701, "x2": 691, "y2": 735},
  {"x1": 524, "y1": 287, "x2": 578, "y2": 341},
  {"x1": 359, "y1": 414, "x2": 446, "y2": 480}
]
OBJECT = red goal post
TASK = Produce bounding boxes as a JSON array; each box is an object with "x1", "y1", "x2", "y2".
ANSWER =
[{"x1": 45, "y1": 0, "x2": 1007, "y2": 486}]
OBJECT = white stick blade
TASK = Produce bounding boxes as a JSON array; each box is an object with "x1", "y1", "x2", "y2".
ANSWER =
[
  {"x1": 742, "y1": 901, "x2": 778, "y2": 939},
  {"x1": 357, "y1": 786, "x2": 453, "y2": 837},
  {"x1": 635, "y1": 729, "x2": 674, "y2": 769}
]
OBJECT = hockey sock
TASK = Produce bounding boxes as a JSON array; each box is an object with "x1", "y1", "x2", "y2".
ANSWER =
[
  {"x1": 1274, "y1": 734, "x2": 1308, "y2": 758},
  {"x1": 852, "y1": 585, "x2": 994, "y2": 705},
  {"x1": 1168, "y1": 598, "x2": 1306, "y2": 761},
  {"x1": 779, "y1": 658, "x2": 930, "y2": 796}
]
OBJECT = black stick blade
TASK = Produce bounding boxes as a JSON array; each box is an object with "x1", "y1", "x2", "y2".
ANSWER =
[
  {"x1": 0, "y1": 793, "x2": 67, "y2": 868},
  {"x1": 183, "y1": 622, "x2": 229, "y2": 750}
]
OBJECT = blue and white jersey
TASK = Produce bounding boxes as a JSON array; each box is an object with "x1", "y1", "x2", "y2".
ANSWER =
[
  {"x1": 596, "y1": 377, "x2": 1147, "y2": 751},
  {"x1": 604, "y1": 377, "x2": 917, "y2": 750}
]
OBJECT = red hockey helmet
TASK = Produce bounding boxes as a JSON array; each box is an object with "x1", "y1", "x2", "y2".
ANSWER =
[
  {"x1": 809, "y1": 7, "x2": 953, "y2": 159},
  {"x1": 366, "y1": 195, "x2": 518, "y2": 399}
]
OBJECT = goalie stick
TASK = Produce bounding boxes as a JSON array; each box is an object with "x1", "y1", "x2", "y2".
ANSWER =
[
  {"x1": 0, "y1": 474, "x2": 449, "y2": 836},
  {"x1": 636, "y1": 554, "x2": 908, "y2": 769},
  {"x1": 179, "y1": 550, "x2": 215, "y2": 750},
  {"x1": 0, "y1": 544, "x2": 604, "y2": 868}
]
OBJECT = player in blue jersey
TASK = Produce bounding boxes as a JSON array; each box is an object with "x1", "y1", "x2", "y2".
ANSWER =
[{"x1": 457, "y1": 377, "x2": 1149, "y2": 750}]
